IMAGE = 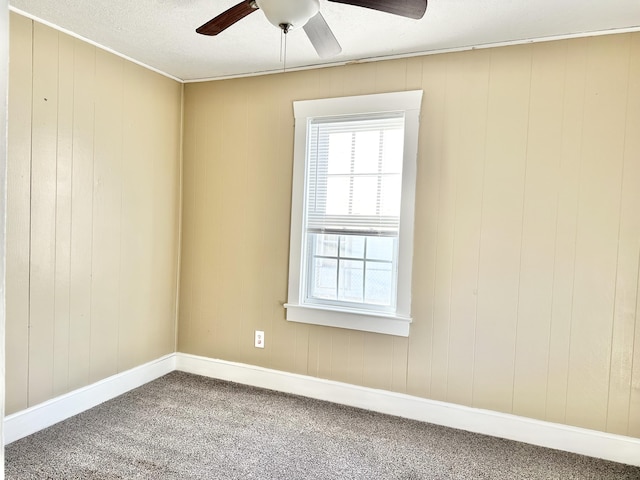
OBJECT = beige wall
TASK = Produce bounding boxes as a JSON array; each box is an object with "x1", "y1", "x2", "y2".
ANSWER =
[
  {"x1": 179, "y1": 33, "x2": 640, "y2": 437},
  {"x1": 6, "y1": 13, "x2": 183, "y2": 415},
  {"x1": 2, "y1": 0, "x2": 9, "y2": 471},
  {"x1": 6, "y1": 10, "x2": 639, "y2": 440}
]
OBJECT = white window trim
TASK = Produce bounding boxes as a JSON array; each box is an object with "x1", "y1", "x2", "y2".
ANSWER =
[{"x1": 285, "y1": 90, "x2": 422, "y2": 337}]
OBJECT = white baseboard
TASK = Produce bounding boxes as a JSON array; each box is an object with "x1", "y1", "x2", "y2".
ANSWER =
[
  {"x1": 4, "y1": 354, "x2": 176, "y2": 445},
  {"x1": 175, "y1": 352, "x2": 640, "y2": 467},
  {"x1": 6, "y1": 352, "x2": 639, "y2": 467}
]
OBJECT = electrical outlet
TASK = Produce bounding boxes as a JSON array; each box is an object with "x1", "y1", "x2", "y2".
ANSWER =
[{"x1": 255, "y1": 330, "x2": 265, "y2": 348}]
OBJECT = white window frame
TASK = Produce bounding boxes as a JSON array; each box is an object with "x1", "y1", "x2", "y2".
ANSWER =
[{"x1": 285, "y1": 90, "x2": 422, "y2": 337}]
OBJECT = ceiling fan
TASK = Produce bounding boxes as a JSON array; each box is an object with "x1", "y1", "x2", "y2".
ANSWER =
[{"x1": 196, "y1": 0, "x2": 428, "y2": 58}]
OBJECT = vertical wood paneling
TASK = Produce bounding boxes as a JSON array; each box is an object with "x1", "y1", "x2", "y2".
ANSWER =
[
  {"x1": 396, "y1": 53, "x2": 432, "y2": 396},
  {"x1": 306, "y1": 326, "x2": 320, "y2": 377},
  {"x1": 201, "y1": 84, "x2": 223, "y2": 359},
  {"x1": 544, "y1": 38, "x2": 587, "y2": 425},
  {"x1": 406, "y1": 55, "x2": 447, "y2": 398},
  {"x1": 375, "y1": 59, "x2": 407, "y2": 92},
  {"x1": 6, "y1": 13, "x2": 32, "y2": 414},
  {"x1": 391, "y1": 337, "x2": 409, "y2": 393},
  {"x1": 512, "y1": 41, "x2": 566, "y2": 420},
  {"x1": 1, "y1": 0, "x2": 7, "y2": 458},
  {"x1": 626, "y1": 34, "x2": 640, "y2": 439},
  {"x1": 214, "y1": 81, "x2": 248, "y2": 364},
  {"x1": 323, "y1": 64, "x2": 346, "y2": 98},
  {"x1": 52, "y1": 33, "x2": 75, "y2": 397},
  {"x1": 68, "y1": 38, "x2": 96, "y2": 391},
  {"x1": 631, "y1": 266, "x2": 640, "y2": 438},
  {"x1": 178, "y1": 33, "x2": 640, "y2": 437},
  {"x1": 292, "y1": 324, "x2": 310, "y2": 375},
  {"x1": 473, "y1": 46, "x2": 531, "y2": 413},
  {"x1": 7, "y1": 13, "x2": 181, "y2": 412},
  {"x1": 116, "y1": 66, "x2": 181, "y2": 368},
  {"x1": 239, "y1": 75, "x2": 287, "y2": 371},
  {"x1": 28, "y1": 22, "x2": 59, "y2": 406},
  {"x1": 362, "y1": 333, "x2": 393, "y2": 391},
  {"x1": 179, "y1": 83, "x2": 211, "y2": 357},
  {"x1": 330, "y1": 333, "x2": 351, "y2": 384},
  {"x1": 270, "y1": 72, "x2": 319, "y2": 373},
  {"x1": 89, "y1": 50, "x2": 123, "y2": 383},
  {"x1": 7, "y1": 16, "x2": 638, "y2": 439},
  {"x1": 565, "y1": 35, "x2": 629, "y2": 431},
  {"x1": 346, "y1": 331, "x2": 365, "y2": 386},
  {"x1": 176, "y1": 83, "x2": 198, "y2": 354},
  {"x1": 430, "y1": 54, "x2": 454, "y2": 402},
  {"x1": 445, "y1": 50, "x2": 490, "y2": 407},
  {"x1": 606, "y1": 32, "x2": 640, "y2": 436},
  {"x1": 118, "y1": 63, "x2": 149, "y2": 371},
  {"x1": 404, "y1": 57, "x2": 423, "y2": 91},
  {"x1": 135, "y1": 72, "x2": 180, "y2": 362},
  {"x1": 194, "y1": 83, "x2": 221, "y2": 359},
  {"x1": 315, "y1": 329, "x2": 334, "y2": 380},
  {"x1": 342, "y1": 62, "x2": 376, "y2": 97},
  {"x1": 235, "y1": 80, "x2": 260, "y2": 368},
  {"x1": 240, "y1": 79, "x2": 272, "y2": 369}
]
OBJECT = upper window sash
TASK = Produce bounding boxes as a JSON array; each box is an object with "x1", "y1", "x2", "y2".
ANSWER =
[{"x1": 305, "y1": 112, "x2": 406, "y2": 236}]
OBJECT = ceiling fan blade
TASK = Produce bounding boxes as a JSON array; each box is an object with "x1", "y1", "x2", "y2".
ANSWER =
[
  {"x1": 327, "y1": 0, "x2": 427, "y2": 19},
  {"x1": 196, "y1": 0, "x2": 258, "y2": 36},
  {"x1": 303, "y1": 13, "x2": 342, "y2": 58}
]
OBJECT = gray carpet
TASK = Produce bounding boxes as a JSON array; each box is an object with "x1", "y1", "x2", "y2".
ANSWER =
[{"x1": 5, "y1": 372, "x2": 640, "y2": 479}]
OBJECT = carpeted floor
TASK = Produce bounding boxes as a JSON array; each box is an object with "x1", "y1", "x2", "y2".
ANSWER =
[{"x1": 5, "y1": 372, "x2": 640, "y2": 479}]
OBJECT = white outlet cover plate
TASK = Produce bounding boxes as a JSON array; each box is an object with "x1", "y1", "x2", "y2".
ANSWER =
[{"x1": 255, "y1": 331, "x2": 264, "y2": 348}]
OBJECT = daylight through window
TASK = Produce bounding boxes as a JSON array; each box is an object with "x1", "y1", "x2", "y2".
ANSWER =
[
  {"x1": 286, "y1": 91, "x2": 422, "y2": 337},
  {"x1": 305, "y1": 114, "x2": 404, "y2": 310}
]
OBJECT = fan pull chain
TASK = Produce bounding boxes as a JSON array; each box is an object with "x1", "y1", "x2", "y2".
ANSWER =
[
  {"x1": 279, "y1": 23, "x2": 291, "y2": 73},
  {"x1": 283, "y1": 31, "x2": 287, "y2": 72}
]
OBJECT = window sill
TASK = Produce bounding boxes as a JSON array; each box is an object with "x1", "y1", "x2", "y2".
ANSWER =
[{"x1": 284, "y1": 303, "x2": 411, "y2": 337}]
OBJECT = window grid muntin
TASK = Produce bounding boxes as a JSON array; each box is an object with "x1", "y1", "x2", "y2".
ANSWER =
[
  {"x1": 305, "y1": 113, "x2": 405, "y2": 235},
  {"x1": 306, "y1": 233, "x2": 398, "y2": 311},
  {"x1": 303, "y1": 112, "x2": 404, "y2": 312}
]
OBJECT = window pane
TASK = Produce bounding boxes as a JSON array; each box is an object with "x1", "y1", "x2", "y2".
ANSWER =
[
  {"x1": 366, "y1": 236, "x2": 395, "y2": 261},
  {"x1": 354, "y1": 130, "x2": 380, "y2": 173},
  {"x1": 380, "y1": 175, "x2": 402, "y2": 216},
  {"x1": 292, "y1": 93, "x2": 421, "y2": 330},
  {"x1": 381, "y1": 129, "x2": 404, "y2": 173},
  {"x1": 340, "y1": 235, "x2": 365, "y2": 259},
  {"x1": 314, "y1": 233, "x2": 338, "y2": 257},
  {"x1": 365, "y1": 262, "x2": 393, "y2": 305},
  {"x1": 326, "y1": 176, "x2": 350, "y2": 215},
  {"x1": 311, "y1": 258, "x2": 337, "y2": 300},
  {"x1": 338, "y1": 260, "x2": 364, "y2": 302},
  {"x1": 351, "y1": 176, "x2": 378, "y2": 215},
  {"x1": 327, "y1": 132, "x2": 352, "y2": 174}
]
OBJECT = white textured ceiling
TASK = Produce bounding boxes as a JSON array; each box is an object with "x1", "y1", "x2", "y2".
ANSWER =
[{"x1": 8, "y1": 0, "x2": 640, "y2": 82}]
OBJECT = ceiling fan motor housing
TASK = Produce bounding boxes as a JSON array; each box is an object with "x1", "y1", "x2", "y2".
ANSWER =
[{"x1": 255, "y1": 0, "x2": 320, "y2": 30}]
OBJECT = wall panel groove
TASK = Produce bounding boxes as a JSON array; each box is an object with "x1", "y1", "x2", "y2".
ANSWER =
[
  {"x1": 180, "y1": 33, "x2": 640, "y2": 437},
  {"x1": 7, "y1": 12, "x2": 182, "y2": 415}
]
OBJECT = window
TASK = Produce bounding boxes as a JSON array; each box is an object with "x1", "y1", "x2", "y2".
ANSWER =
[{"x1": 285, "y1": 91, "x2": 422, "y2": 337}]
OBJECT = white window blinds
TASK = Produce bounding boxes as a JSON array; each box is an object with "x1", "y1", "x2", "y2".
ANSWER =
[{"x1": 305, "y1": 112, "x2": 405, "y2": 236}]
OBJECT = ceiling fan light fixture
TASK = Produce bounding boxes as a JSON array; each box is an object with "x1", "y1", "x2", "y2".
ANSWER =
[
  {"x1": 255, "y1": 0, "x2": 320, "y2": 30},
  {"x1": 196, "y1": 0, "x2": 426, "y2": 59}
]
